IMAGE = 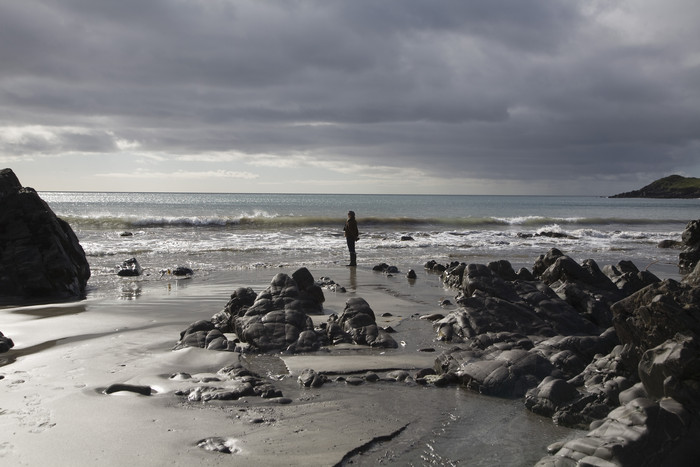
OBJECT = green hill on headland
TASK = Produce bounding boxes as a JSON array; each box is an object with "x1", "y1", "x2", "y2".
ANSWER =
[{"x1": 610, "y1": 175, "x2": 700, "y2": 199}]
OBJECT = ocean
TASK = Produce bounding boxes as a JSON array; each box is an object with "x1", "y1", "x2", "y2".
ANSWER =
[{"x1": 40, "y1": 192, "x2": 698, "y2": 294}]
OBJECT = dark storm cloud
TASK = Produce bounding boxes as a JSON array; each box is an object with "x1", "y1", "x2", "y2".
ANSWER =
[{"x1": 1, "y1": 0, "x2": 699, "y2": 190}]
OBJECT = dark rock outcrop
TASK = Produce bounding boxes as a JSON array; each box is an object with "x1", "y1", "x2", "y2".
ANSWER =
[
  {"x1": 433, "y1": 246, "x2": 700, "y2": 464},
  {"x1": 326, "y1": 297, "x2": 398, "y2": 348},
  {"x1": 612, "y1": 278, "x2": 700, "y2": 371},
  {"x1": 431, "y1": 255, "x2": 630, "y2": 401},
  {"x1": 0, "y1": 168, "x2": 90, "y2": 303},
  {"x1": 679, "y1": 219, "x2": 700, "y2": 273},
  {"x1": 603, "y1": 260, "x2": 661, "y2": 297},
  {"x1": 537, "y1": 250, "x2": 700, "y2": 465},
  {"x1": 177, "y1": 268, "x2": 397, "y2": 353},
  {"x1": 537, "y1": 397, "x2": 700, "y2": 466},
  {"x1": 432, "y1": 250, "x2": 699, "y2": 435}
]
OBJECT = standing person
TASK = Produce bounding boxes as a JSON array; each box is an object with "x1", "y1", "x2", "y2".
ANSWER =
[{"x1": 343, "y1": 210, "x2": 359, "y2": 267}]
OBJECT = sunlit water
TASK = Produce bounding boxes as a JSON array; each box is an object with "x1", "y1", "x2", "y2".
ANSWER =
[{"x1": 40, "y1": 192, "x2": 697, "y2": 295}]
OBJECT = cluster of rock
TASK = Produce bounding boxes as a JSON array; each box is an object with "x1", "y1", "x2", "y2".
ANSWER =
[
  {"x1": 174, "y1": 361, "x2": 285, "y2": 402},
  {"x1": 298, "y1": 367, "x2": 429, "y2": 388},
  {"x1": 176, "y1": 267, "x2": 397, "y2": 354},
  {"x1": 372, "y1": 262, "x2": 400, "y2": 274},
  {"x1": 114, "y1": 256, "x2": 194, "y2": 278},
  {"x1": 425, "y1": 230, "x2": 700, "y2": 465},
  {"x1": 0, "y1": 168, "x2": 90, "y2": 304},
  {"x1": 374, "y1": 262, "x2": 418, "y2": 279}
]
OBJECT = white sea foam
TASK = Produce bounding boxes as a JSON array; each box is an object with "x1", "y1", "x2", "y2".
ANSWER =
[{"x1": 39, "y1": 191, "x2": 694, "y2": 288}]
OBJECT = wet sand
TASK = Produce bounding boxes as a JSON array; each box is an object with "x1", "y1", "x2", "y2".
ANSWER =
[{"x1": 1, "y1": 265, "x2": 581, "y2": 466}]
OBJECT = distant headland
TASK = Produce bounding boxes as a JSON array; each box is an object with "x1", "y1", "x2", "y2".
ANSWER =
[{"x1": 610, "y1": 174, "x2": 700, "y2": 199}]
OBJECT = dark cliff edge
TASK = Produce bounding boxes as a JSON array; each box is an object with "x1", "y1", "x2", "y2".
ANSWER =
[{"x1": 610, "y1": 175, "x2": 700, "y2": 199}]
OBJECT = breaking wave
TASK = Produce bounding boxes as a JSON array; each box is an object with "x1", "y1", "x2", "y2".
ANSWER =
[{"x1": 62, "y1": 214, "x2": 685, "y2": 231}]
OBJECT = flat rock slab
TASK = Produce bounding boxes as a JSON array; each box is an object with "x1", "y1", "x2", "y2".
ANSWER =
[{"x1": 282, "y1": 352, "x2": 436, "y2": 376}]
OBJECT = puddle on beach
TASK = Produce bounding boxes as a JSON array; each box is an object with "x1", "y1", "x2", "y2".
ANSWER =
[{"x1": 336, "y1": 385, "x2": 584, "y2": 466}]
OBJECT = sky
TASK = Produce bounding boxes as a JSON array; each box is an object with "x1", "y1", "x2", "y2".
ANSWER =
[{"x1": 1, "y1": 0, "x2": 699, "y2": 195}]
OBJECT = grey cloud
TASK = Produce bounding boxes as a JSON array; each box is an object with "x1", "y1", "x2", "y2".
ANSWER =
[{"x1": 1, "y1": 0, "x2": 699, "y2": 191}]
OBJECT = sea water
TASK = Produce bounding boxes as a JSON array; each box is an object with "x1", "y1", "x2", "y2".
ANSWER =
[{"x1": 40, "y1": 192, "x2": 697, "y2": 294}]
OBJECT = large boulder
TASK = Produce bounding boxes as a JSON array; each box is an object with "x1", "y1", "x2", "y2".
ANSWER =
[{"x1": 0, "y1": 168, "x2": 90, "y2": 303}]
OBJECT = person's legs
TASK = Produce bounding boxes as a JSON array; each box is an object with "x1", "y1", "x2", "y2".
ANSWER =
[{"x1": 346, "y1": 239, "x2": 357, "y2": 266}]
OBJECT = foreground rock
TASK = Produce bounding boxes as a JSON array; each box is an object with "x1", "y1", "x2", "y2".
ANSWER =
[
  {"x1": 423, "y1": 249, "x2": 700, "y2": 464},
  {"x1": 176, "y1": 267, "x2": 396, "y2": 353},
  {"x1": 537, "y1": 397, "x2": 700, "y2": 466},
  {"x1": 0, "y1": 168, "x2": 90, "y2": 304},
  {"x1": 535, "y1": 255, "x2": 700, "y2": 464}
]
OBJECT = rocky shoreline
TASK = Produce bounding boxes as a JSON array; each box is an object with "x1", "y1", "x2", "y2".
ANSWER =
[{"x1": 167, "y1": 220, "x2": 700, "y2": 465}]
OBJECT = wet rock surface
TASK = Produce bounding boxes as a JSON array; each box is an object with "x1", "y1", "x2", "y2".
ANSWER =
[
  {"x1": 175, "y1": 362, "x2": 284, "y2": 401},
  {"x1": 177, "y1": 267, "x2": 396, "y2": 353},
  {"x1": 427, "y1": 249, "x2": 700, "y2": 465}
]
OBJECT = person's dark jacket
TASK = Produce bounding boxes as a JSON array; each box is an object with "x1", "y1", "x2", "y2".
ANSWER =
[{"x1": 344, "y1": 218, "x2": 359, "y2": 241}]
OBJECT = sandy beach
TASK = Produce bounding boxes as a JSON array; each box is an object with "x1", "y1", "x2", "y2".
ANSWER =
[{"x1": 1, "y1": 264, "x2": 583, "y2": 466}]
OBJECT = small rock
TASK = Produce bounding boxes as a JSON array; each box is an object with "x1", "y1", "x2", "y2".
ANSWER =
[
  {"x1": 104, "y1": 383, "x2": 152, "y2": 396},
  {"x1": 364, "y1": 372, "x2": 380, "y2": 382},
  {"x1": 419, "y1": 313, "x2": 444, "y2": 321}
]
